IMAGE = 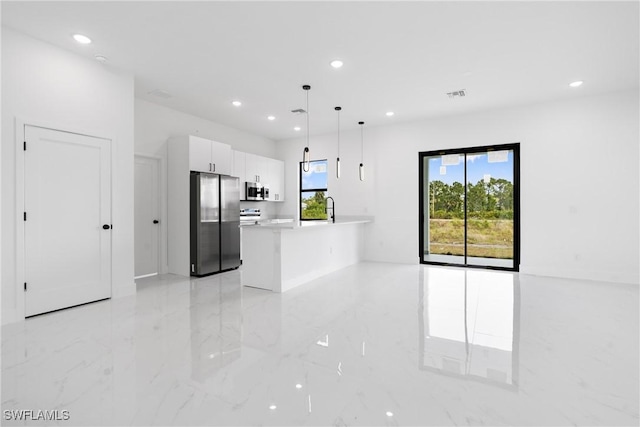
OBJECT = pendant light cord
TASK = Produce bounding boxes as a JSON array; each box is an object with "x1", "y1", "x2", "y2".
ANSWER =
[
  {"x1": 360, "y1": 122, "x2": 364, "y2": 162},
  {"x1": 306, "y1": 89, "x2": 310, "y2": 151},
  {"x1": 337, "y1": 109, "x2": 340, "y2": 153}
]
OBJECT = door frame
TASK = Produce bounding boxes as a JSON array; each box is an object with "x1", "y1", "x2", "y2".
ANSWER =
[
  {"x1": 134, "y1": 153, "x2": 165, "y2": 278},
  {"x1": 15, "y1": 117, "x2": 115, "y2": 320},
  {"x1": 418, "y1": 142, "x2": 521, "y2": 272}
]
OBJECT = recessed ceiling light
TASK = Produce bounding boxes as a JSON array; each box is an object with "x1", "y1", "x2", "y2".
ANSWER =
[
  {"x1": 269, "y1": 405, "x2": 277, "y2": 410},
  {"x1": 569, "y1": 81, "x2": 583, "y2": 88},
  {"x1": 295, "y1": 384, "x2": 302, "y2": 389},
  {"x1": 232, "y1": 101, "x2": 242, "y2": 107},
  {"x1": 294, "y1": 126, "x2": 301, "y2": 131},
  {"x1": 267, "y1": 116, "x2": 276, "y2": 121},
  {"x1": 94, "y1": 54, "x2": 108, "y2": 63},
  {"x1": 73, "y1": 34, "x2": 92, "y2": 44},
  {"x1": 330, "y1": 60, "x2": 344, "y2": 69},
  {"x1": 386, "y1": 411, "x2": 394, "y2": 417},
  {"x1": 386, "y1": 111, "x2": 394, "y2": 117}
]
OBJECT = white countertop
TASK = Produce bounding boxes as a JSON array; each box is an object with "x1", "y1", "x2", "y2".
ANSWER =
[{"x1": 244, "y1": 218, "x2": 371, "y2": 230}]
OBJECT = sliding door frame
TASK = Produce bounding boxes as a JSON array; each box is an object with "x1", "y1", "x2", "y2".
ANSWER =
[{"x1": 418, "y1": 143, "x2": 520, "y2": 272}]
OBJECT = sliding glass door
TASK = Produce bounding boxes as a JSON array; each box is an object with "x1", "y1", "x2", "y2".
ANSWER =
[
  {"x1": 419, "y1": 144, "x2": 520, "y2": 271},
  {"x1": 422, "y1": 153, "x2": 466, "y2": 265}
]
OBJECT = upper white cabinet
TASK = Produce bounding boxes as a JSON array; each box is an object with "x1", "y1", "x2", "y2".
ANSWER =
[
  {"x1": 233, "y1": 150, "x2": 246, "y2": 181},
  {"x1": 232, "y1": 149, "x2": 285, "y2": 202},
  {"x1": 188, "y1": 136, "x2": 212, "y2": 173},
  {"x1": 245, "y1": 153, "x2": 268, "y2": 184},
  {"x1": 187, "y1": 135, "x2": 232, "y2": 175},
  {"x1": 267, "y1": 158, "x2": 285, "y2": 201}
]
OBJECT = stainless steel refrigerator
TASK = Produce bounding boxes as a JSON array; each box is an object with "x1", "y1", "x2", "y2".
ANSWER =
[{"x1": 190, "y1": 172, "x2": 241, "y2": 276}]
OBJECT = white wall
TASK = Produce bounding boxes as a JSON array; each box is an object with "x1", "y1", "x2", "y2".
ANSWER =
[
  {"x1": 276, "y1": 91, "x2": 639, "y2": 285},
  {"x1": 134, "y1": 99, "x2": 280, "y2": 273},
  {"x1": 1, "y1": 28, "x2": 136, "y2": 324},
  {"x1": 135, "y1": 99, "x2": 277, "y2": 159}
]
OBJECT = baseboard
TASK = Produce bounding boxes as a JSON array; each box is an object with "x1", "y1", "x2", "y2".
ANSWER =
[{"x1": 519, "y1": 264, "x2": 638, "y2": 285}]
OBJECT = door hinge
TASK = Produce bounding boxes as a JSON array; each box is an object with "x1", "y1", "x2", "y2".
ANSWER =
[
  {"x1": 24, "y1": 282, "x2": 27, "y2": 291},
  {"x1": 23, "y1": 212, "x2": 27, "y2": 221},
  {"x1": 23, "y1": 141, "x2": 27, "y2": 151}
]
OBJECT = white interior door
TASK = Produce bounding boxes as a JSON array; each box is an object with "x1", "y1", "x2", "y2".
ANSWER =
[
  {"x1": 24, "y1": 126, "x2": 111, "y2": 317},
  {"x1": 134, "y1": 155, "x2": 160, "y2": 278}
]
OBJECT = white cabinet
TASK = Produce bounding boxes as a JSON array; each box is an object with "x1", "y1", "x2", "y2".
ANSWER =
[
  {"x1": 211, "y1": 141, "x2": 232, "y2": 175},
  {"x1": 245, "y1": 153, "x2": 268, "y2": 184},
  {"x1": 267, "y1": 158, "x2": 285, "y2": 202},
  {"x1": 231, "y1": 149, "x2": 285, "y2": 202},
  {"x1": 232, "y1": 150, "x2": 246, "y2": 180},
  {"x1": 188, "y1": 135, "x2": 232, "y2": 175},
  {"x1": 188, "y1": 136, "x2": 212, "y2": 173},
  {"x1": 233, "y1": 150, "x2": 247, "y2": 201}
]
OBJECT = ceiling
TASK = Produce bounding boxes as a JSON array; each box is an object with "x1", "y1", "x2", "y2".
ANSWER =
[{"x1": 2, "y1": 1, "x2": 638, "y2": 141}]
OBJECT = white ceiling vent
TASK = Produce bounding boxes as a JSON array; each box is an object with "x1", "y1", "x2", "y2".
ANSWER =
[
  {"x1": 149, "y1": 89, "x2": 172, "y2": 99},
  {"x1": 447, "y1": 89, "x2": 467, "y2": 98}
]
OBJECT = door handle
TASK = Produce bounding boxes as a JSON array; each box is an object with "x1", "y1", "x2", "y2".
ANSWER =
[
  {"x1": 102, "y1": 224, "x2": 111, "y2": 230},
  {"x1": 153, "y1": 220, "x2": 159, "y2": 224},
  {"x1": 209, "y1": 163, "x2": 212, "y2": 171}
]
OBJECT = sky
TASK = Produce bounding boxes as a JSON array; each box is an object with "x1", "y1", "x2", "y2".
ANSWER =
[
  {"x1": 428, "y1": 151, "x2": 514, "y2": 185},
  {"x1": 301, "y1": 159, "x2": 328, "y2": 190}
]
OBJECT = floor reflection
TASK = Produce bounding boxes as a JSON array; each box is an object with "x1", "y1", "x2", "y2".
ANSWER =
[
  {"x1": 2, "y1": 263, "x2": 636, "y2": 426},
  {"x1": 419, "y1": 267, "x2": 520, "y2": 389},
  {"x1": 189, "y1": 278, "x2": 243, "y2": 383}
]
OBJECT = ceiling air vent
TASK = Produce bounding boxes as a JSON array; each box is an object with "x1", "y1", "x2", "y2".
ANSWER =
[
  {"x1": 149, "y1": 89, "x2": 172, "y2": 99},
  {"x1": 447, "y1": 89, "x2": 467, "y2": 99}
]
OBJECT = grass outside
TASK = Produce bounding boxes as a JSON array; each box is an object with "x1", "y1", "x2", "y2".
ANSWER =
[{"x1": 429, "y1": 219, "x2": 513, "y2": 259}]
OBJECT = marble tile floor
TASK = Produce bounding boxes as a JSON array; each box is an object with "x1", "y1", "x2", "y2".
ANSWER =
[{"x1": 1, "y1": 262, "x2": 638, "y2": 426}]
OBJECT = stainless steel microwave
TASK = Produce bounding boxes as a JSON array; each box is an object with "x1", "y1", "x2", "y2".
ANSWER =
[{"x1": 245, "y1": 182, "x2": 269, "y2": 201}]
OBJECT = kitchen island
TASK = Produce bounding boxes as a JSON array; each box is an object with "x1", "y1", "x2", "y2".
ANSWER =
[{"x1": 241, "y1": 219, "x2": 370, "y2": 292}]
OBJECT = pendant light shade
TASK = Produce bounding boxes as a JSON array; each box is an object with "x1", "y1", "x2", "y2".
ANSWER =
[
  {"x1": 302, "y1": 85, "x2": 311, "y2": 172},
  {"x1": 335, "y1": 106, "x2": 342, "y2": 179},
  {"x1": 303, "y1": 146, "x2": 310, "y2": 170},
  {"x1": 358, "y1": 121, "x2": 365, "y2": 181}
]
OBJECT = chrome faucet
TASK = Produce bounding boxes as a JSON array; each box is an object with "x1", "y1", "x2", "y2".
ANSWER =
[{"x1": 326, "y1": 196, "x2": 335, "y2": 223}]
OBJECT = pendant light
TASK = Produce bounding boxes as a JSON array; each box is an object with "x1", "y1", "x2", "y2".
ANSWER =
[
  {"x1": 358, "y1": 121, "x2": 365, "y2": 181},
  {"x1": 335, "y1": 106, "x2": 342, "y2": 179},
  {"x1": 302, "y1": 84, "x2": 311, "y2": 172}
]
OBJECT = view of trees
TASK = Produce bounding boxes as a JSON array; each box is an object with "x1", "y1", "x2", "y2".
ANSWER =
[
  {"x1": 301, "y1": 191, "x2": 328, "y2": 220},
  {"x1": 429, "y1": 178, "x2": 513, "y2": 219}
]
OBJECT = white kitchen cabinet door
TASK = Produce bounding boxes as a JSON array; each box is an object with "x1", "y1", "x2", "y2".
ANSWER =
[
  {"x1": 211, "y1": 140, "x2": 232, "y2": 175},
  {"x1": 245, "y1": 153, "x2": 268, "y2": 183},
  {"x1": 189, "y1": 136, "x2": 213, "y2": 172},
  {"x1": 232, "y1": 150, "x2": 246, "y2": 180},
  {"x1": 267, "y1": 158, "x2": 285, "y2": 201},
  {"x1": 233, "y1": 151, "x2": 247, "y2": 200}
]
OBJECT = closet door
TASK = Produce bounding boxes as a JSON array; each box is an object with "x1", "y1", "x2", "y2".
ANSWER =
[{"x1": 24, "y1": 126, "x2": 111, "y2": 316}]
